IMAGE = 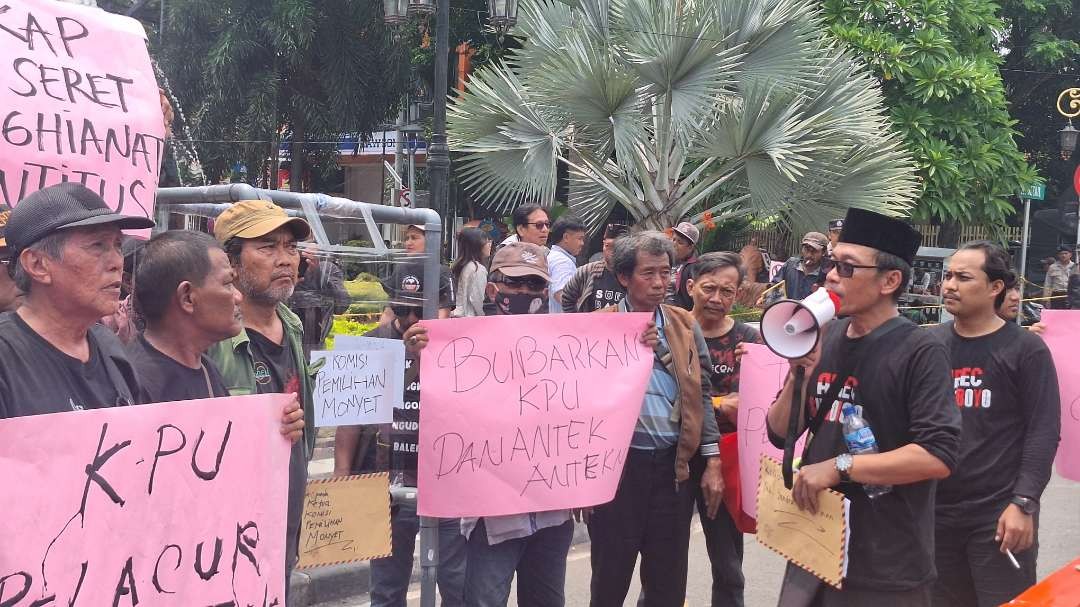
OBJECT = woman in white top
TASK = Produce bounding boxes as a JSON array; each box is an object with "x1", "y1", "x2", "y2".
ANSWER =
[{"x1": 452, "y1": 227, "x2": 492, "y2": 317}]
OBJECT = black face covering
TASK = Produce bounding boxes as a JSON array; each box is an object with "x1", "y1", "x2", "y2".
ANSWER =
[{"x1": 494, "y1": 289, "x2": 548, "y2": 315}]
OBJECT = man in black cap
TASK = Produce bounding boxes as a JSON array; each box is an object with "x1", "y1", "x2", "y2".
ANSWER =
[
  {"x1": 1042, "y1": 244, "x2": 1074, "y2": 310},
  {"x1": 0, "y1": 183, "x2": 154, "y2": 418},
  {"x1": 827, "y1": 219, "x2": 844, "y2": 256},
  {"x1": 765, "y1": 208, "x2": 961, "y2": 605}
]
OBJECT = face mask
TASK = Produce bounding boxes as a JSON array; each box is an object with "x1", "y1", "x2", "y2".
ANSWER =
[{"x1": 494, "y1": 290, "x2": 548, "y2": 315}]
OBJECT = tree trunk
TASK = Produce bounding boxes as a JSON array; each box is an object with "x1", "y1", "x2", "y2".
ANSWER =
[
  {"x1": 290, "y1": 120, "x2": 305, "y2": 193},
  {"x1": 937, "y1": 219, "x2": 961, "y2": 249}
]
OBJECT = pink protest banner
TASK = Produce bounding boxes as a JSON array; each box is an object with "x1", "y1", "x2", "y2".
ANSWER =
[
  {"x1": 737, "y1": 343, "x2": 804, "y2": 520},
  {"x1": 417, "y1": 313, "x2": 653, "y2": 517},
  {"x1": 0, "y1": 0, "x2": 165, "y2": 228},
  {"x1": 0, "y1": 394, "x2": 291, "y2": 605},
  {"x1": 1036, "y1": 310, "x2": 1080, "y2": 482}
]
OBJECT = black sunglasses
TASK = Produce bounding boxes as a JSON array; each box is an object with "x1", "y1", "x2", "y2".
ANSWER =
[
  {"x1": 494, "y1": 276, "x2": 547, "y2": 291},
  {"x1": 525, "y1": 221, "x2": 552, "y2": 230},
  {"x1": 832, "y1": 260, "x2": 879, "y2": 278},
  {"x1": 391, "y1": 304, "x2": 421, "y2": 318}
]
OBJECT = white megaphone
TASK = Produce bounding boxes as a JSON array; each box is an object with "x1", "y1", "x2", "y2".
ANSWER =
[{"x1": 760, "y1": 288, "x2": 841, "y2": 359}]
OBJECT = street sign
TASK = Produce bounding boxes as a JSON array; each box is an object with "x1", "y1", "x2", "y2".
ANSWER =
[
  {"x1": 1019, "y1": 183, "x2": 1045, "y2": 200},
  {"x1": 398, "y1": 188, "x2": 413, "y2": 208}
]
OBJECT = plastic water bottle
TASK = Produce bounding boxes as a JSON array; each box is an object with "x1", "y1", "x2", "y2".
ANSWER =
[{"x1": 841, "y1": 404, "x2": 892, "y2": 499}]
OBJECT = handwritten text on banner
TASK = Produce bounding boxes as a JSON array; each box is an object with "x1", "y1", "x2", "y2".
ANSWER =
[
  {"x1": 1037, "y1": 310, "x2": 1080, "y2": 482},
  {"x1": 0, "y1": 394, "x2": 291, "y2": 605},
  {"x1": 738, "y1": 343, "x2": 805, "y2": 520},
  {"x1": 417, "y1": 313, "x2": 653, "y2": 517},
  {"x1": 0, "y1": 0, "x2": 165, "y2": 225},
  {"x1": 311, "y1": 349, "x2": 396, "y2": 427}
]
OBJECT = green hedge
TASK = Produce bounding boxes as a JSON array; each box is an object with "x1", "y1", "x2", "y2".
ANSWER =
[
  {"x1": 344, "y1": 279, "x2": 388, "y2": 314},
  {"x1": 325, "y1": 319, "x2": 379, "y2": 349}
]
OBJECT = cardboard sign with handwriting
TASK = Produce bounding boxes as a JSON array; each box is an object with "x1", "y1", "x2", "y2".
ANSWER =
[
  {"x1": 297, "y1": 473, "x2": 392, "y2": 569},
  {"x1": 756, "y1": 456, "x2": 849, "y2": 589}
]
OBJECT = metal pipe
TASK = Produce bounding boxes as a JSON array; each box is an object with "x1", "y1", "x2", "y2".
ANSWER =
[{"x1": 418, "y1": 0, "x2": 450, "y2": 603}]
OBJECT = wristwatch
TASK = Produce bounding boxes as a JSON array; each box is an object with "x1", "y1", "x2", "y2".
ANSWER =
[
  {"x1": 835, "y1": 453, "x2": 853, "y2": 483},
  {"x1": 1010, "y1": 495, "x2": 1039, "y2": 515}
]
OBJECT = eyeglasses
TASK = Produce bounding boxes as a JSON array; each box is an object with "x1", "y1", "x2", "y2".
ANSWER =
[
  {"x1": 493, "y1": 276, "x2": 547, "y2": 291},
  {"x1": 832, "y1": 260, "x2": 879, "y2": 278},
  {"x1": 525, "y1": 221, "x2": 552, "y2": 230}
]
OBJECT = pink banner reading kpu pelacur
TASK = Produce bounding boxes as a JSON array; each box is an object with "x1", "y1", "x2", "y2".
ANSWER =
[
  {"x1": 0, "y1": 0, "x2": 165, "y2": 230},
  {"x1": 418, "y1": 313, "x2": 653, "y2": 517},
  {"x1": 0, "y1": 394, "x2": 291, "y2": 606},
  {"x1": 1036, "y1": 310, "x2": 1080, "y2": 482},
  {"x1": 737, "y1": 343, "x2": 805, "y2": 520}
]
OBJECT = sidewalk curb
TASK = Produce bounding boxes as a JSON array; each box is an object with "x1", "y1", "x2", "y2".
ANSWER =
[{"x1": 294, "y1": 522, "x2": 591, "y2": 605}]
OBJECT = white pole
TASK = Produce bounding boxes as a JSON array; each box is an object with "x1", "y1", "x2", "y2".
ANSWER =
[{"x1": 1019, "y1": 197, "x2": 1031, "y2": 325}]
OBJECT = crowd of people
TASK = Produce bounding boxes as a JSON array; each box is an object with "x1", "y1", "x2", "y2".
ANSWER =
[{"x1": 0, "y1": 182, "x2": 1065, "y2": 607}]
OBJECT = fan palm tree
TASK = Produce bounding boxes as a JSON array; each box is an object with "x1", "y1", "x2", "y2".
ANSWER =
[{"x1": 449, "y1": 0, "x2": 919, "y2": 232}]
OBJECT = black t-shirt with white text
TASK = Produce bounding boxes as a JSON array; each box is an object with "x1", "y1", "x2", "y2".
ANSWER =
[
  {"x1": 0, "y1": 312, "x2": 139, "y2": 418},
  {"x1": 590, "y1": 269, "x2": 626, "y2": 312},
  {"x1": 364, "y1": 322, "x2": 420, "y2": 486},
  {"x1": 929, "y1": 322, "x2": 1060, "y2": 526},
  {"x1": 769, "y1": 317, "x2": 961, "y2": 591},
  {"x1": 704, "y1": 321, "x2": 760, "y2": 433},
  {"x1": 127, "y1": 335, "x2": 229, "y2": 403}
]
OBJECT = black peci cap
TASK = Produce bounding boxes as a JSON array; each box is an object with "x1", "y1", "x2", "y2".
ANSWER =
[
  {"x1": 838, "y1": 208, "x2": 921, "y2": 265},
  {"x1": 7, "y1": 183, "x2": 155, "y2": 254}
]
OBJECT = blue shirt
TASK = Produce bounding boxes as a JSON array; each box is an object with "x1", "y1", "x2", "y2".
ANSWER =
[{"x1": 622, "y1": 301, "x2": 681, "y2": 450}]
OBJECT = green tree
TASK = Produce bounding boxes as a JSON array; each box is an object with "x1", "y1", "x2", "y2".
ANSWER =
[
  {"x1": 156, "y1": 0, "x2": 409, "y2": 189},
  {"x1": 447, "y1": 0, "x2": 918, "y2": 233},
  {"x1": 822, "y1": 0, "x2": 1041, "y2": 244},
  {"x1": 998, "y1": 0, "x2": 1079, "y2": 205}
]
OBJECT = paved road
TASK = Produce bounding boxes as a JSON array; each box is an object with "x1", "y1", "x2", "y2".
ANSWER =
[{"x1": 316, "y1": 473, "x2": 1079, "y2": 607}]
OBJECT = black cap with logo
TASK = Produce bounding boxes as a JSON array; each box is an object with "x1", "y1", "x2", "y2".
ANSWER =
[{"x1": 6, "y1": 183, "x2": 155, "y2": 254}]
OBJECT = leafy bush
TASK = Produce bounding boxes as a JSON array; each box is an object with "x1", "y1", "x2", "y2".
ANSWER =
[
  {"x1": 344, "y1": 279, "x2": 388, "y2": 314},
  {"x1": 729, "y1": 304, "x2": 763, "y2": 323},
  {"x1": 326, "y1": 319, "x2": 378, "y2": 349}
]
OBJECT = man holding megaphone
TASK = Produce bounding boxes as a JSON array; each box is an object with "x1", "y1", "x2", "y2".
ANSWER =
[{"x1": 763, "y1": 208, "x2": 962, "y2": 607}]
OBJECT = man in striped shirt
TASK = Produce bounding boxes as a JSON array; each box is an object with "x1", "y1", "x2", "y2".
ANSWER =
[{"x1": 588, "y1": 230, "x2": 723, "y2": 607}]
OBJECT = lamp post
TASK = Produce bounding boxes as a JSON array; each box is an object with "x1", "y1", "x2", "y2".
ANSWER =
[
  {"x1": 1058, "y1": 88, "x2": 1079, "y2": 161},
  {"x1": 1057, "y1": 88, "x2": 1080, "y2": 256}
]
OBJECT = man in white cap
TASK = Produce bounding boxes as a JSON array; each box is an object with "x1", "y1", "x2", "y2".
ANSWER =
[{"x1": 666, "y1": 221, "x2": 700, "y2": 310}]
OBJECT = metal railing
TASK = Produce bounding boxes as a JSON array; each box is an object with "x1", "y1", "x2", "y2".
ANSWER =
[{"x1": 155, "y1": 184, "x2": 444, "y2": 601}]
